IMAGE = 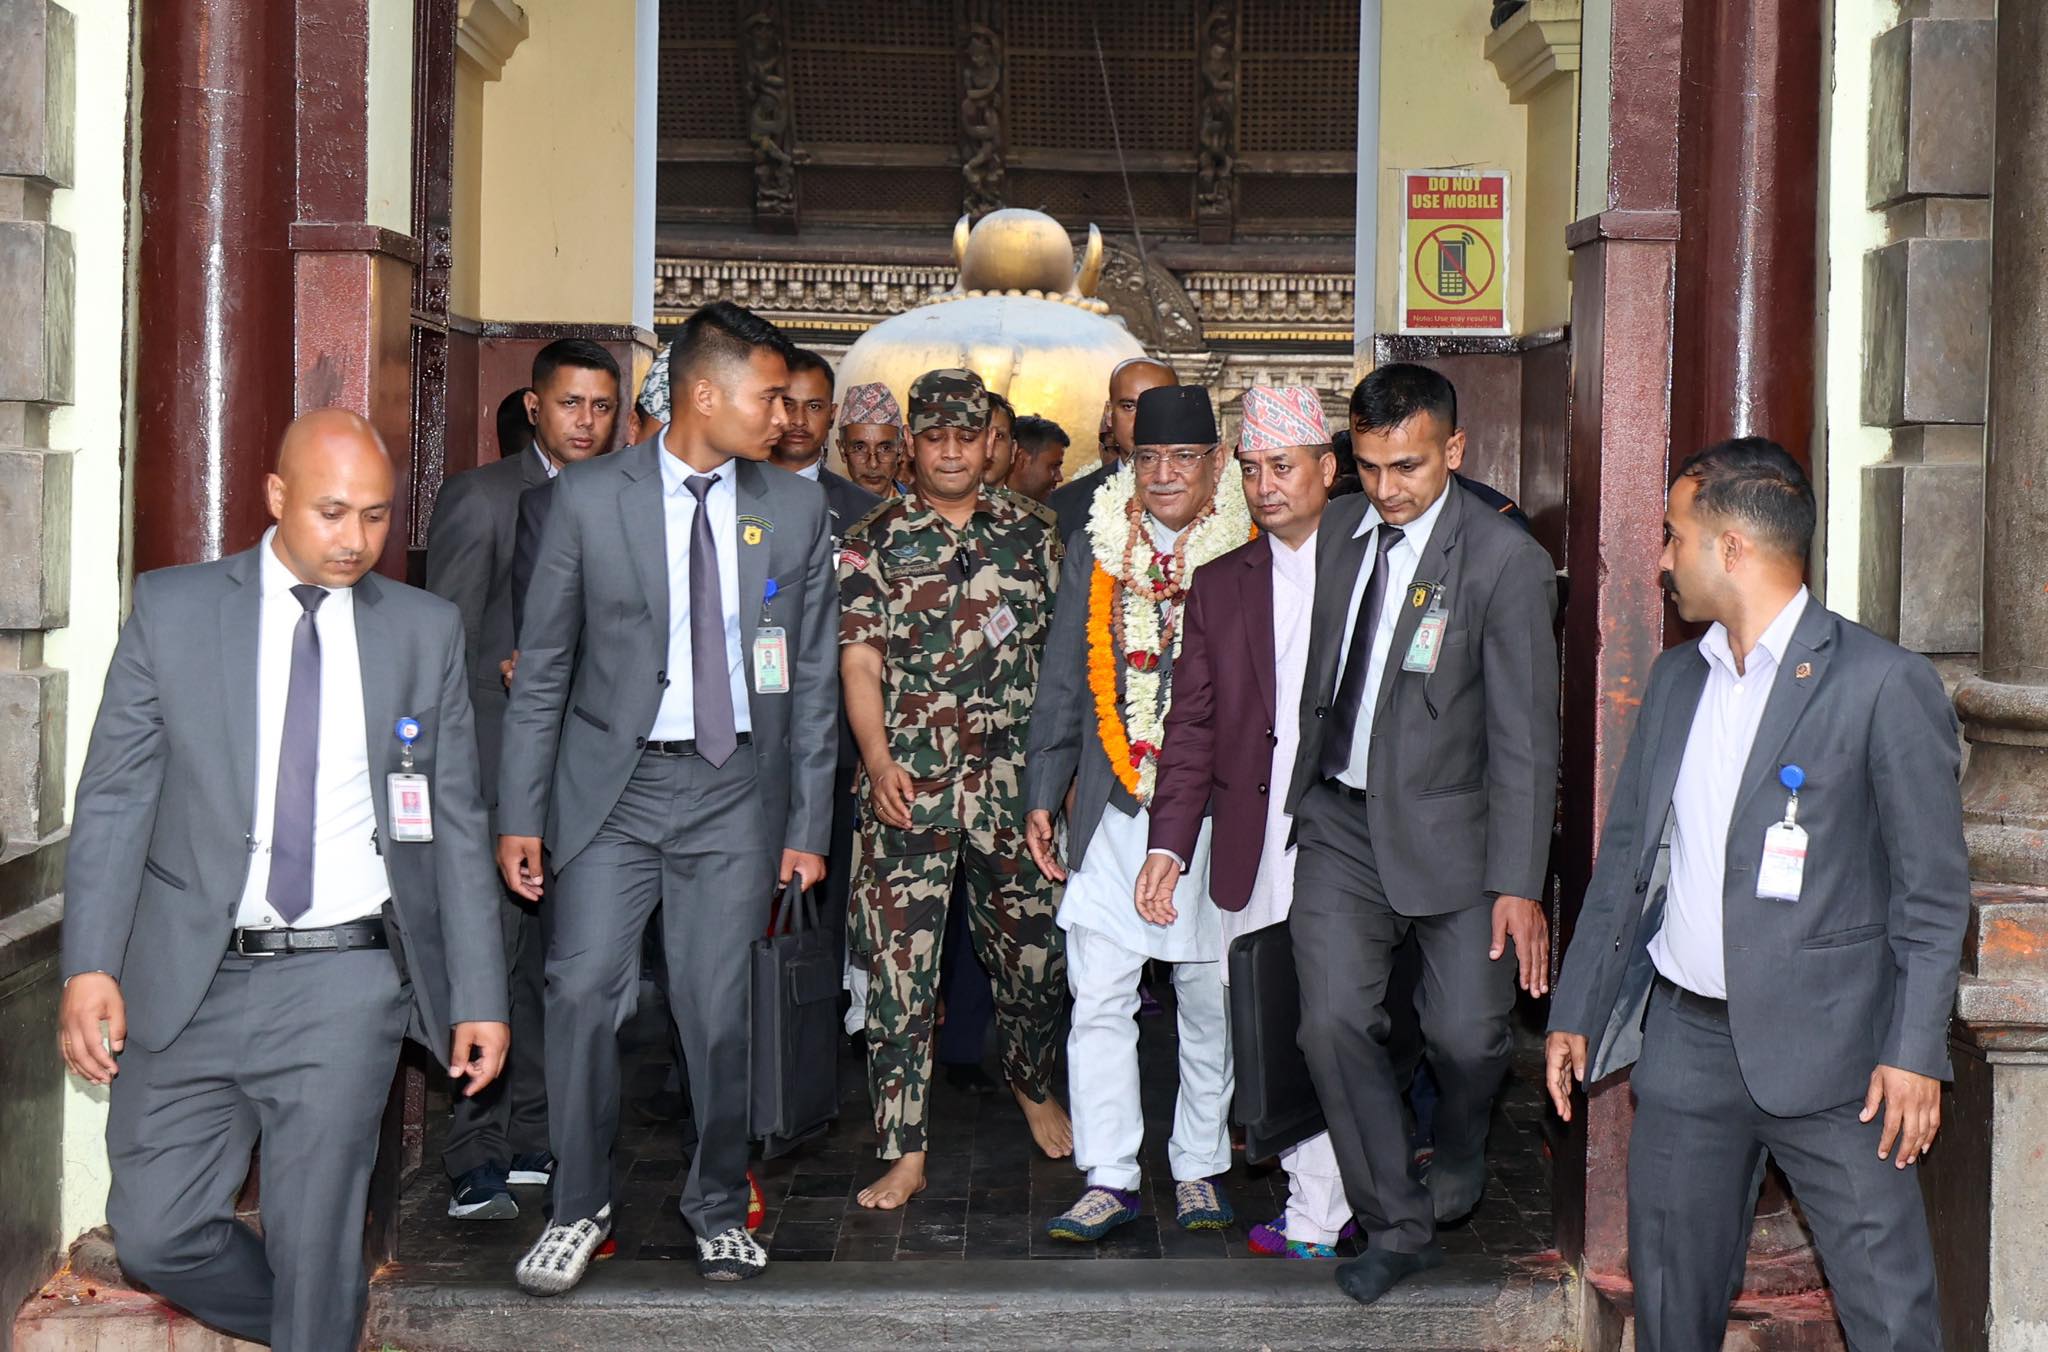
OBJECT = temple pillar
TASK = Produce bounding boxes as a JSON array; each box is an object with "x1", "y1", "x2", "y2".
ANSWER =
[{"x1": 1922, "y1": 5, "x2": 2048, "y2": 1348}]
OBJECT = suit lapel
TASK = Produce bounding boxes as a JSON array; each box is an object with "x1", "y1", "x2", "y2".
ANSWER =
[
  {"x1": 1371, "y1": 483, "x2": 1464, "y2": 724},
  {"x1": 1733, "y1": 600, "x2": 1834, "y2": 823},
  {"x1": 736, "y1": 459, "x2": 770, "y2": 661},
  {"x1": 1311, "y1": 500, "x2": 1371, "y2": 699},
  {"x1": 218, "y1": 549, "x2": 263, "y2": 824},
  {"x1": 520, "y1": 443, "x2": 551, "y2": 490},
  {"x1": 1639, "y1": 654, "x2": 1708, "y2": 873},
  {"x1": 1242, "y1": 542, "x2": 1276, "y2": 724},
  {"x1": 352, "y1": 573, "x2": 398, "y2": 831},
  {"x1": 618, "y1": 443, "x2": 670, "y2": 639}
]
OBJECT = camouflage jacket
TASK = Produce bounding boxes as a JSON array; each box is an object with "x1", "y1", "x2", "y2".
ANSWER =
[{"x1": 839, "y1": 487, "x2": 1060, "y2": 818}]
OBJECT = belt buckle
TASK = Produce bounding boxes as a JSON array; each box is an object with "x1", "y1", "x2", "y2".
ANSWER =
[{"x1": 237, "y1": 929, "x2": 285, "y2": 958}]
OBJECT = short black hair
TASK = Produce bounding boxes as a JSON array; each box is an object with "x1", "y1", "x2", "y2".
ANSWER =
[
  {"x1": 785, "y1": 346, "x2": 835, "y2": 395},
  {"x1": 1350, "y1": 362, "x2": 1458, "y2": 434},
  {"x1": 496, "y1": 387, "x2": 532, "y2": 458},
  {"x1": 1674, "y1": 437, "x2": 1815, "y2": 560},
  {"x1": 987, "y1": 391, "x2": 1015, "y2": 422},
  {"x1": 1012, "y1": 414, "x2": 1069, "y2": 455},
  {"x1": 669, "y1": 300, "x2": 793, "y2": 393},
  {"x1": 531, "y1": 338, "x2": 621, "y2": 393}
]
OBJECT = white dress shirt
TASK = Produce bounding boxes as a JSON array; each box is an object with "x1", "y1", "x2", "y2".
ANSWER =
[
  {"x1": 1220, "y1": 529, "x2": 1318, "y2": 977},
  {"x1": 793, "y1": 458, "x2": 821, "y2": 482},
  {"x1": 649, "y1": 449, "x2": 752, "y2": 741},
  {"x1": 235, "y1": 530, "x2": 388, "y2": 929},
  {"x1": 533, "y1": 443, "x2": 559, "y2": 479},
  {"x1": 1648, "y1": 586, "x2": 1811, "y2": 999},
  {"x1": 1331, "y1": 485, "x2": 1450, "y2": 789}
]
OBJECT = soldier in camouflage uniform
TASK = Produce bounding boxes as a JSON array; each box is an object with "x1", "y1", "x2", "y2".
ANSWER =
[{"x1": 839, "y1": 368, "x2": 1072, "y2": 1210}]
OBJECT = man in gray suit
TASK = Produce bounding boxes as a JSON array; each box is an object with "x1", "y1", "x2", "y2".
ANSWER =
[
  {"x1": 1547, "y1": 439, "x2": 1964, "y2": 1351},
  {"x1": 425, "y1": 337, "x2": 621, "y2": 1219},
  {"x1": 57, "y1": 410, "x2": 509, "y2": 1352},
  {"x1": 1045, "y1": 357, "x2": 1178, "y2": 544},
  {"x1": 499, "y1": 301, "x2": 838, "y2": 1291},
  {"x1": 1286, "y1": 363, "x2": 1557, "y2": 1303},
  {"x1": 775, "y1": 346, "x2": 882, "y2": 540}
]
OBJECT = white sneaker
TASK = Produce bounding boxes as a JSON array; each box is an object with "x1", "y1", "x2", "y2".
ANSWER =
[
  {"x1": 514, "y1": 1205, "x2": 611, "y2": 1296},
  {"x1": 695, "y1": 1226, "x2": 768, "y2": 1282}
]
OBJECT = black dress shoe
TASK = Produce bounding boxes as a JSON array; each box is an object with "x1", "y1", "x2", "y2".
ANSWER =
[
  {"x1": 1335, "y1": 1244, "x2": 1443, "y2": 1304},
  {"x1": 943, "y1": 1063, "x2": 1001, "y2": 1095}
]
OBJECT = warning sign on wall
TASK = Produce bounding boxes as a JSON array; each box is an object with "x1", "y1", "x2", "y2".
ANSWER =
[{"x1": 1399, "y1": 170, "x2": 1509, "y2": 335}]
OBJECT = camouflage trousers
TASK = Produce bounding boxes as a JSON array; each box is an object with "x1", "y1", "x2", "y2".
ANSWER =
[{"x1": 854, "y1": 816, "x2": 1066, "y2": 1159}]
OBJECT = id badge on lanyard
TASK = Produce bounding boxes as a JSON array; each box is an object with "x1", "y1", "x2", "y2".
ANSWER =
[
  {"x1": 1756, "y1": 764, "x2": 1807, "y2": 903},
  {"x1": 387, "y1": 717, "x2": 434, "y2": 842}
]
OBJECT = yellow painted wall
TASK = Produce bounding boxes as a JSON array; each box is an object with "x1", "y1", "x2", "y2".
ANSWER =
[
  {"x1": 451, "y1": 61, "x2": 485, "y2": 317},
  {"x1": 365, "y1": 0, "x2": 416, "y2": 233},
  {"x1": 45, "y1": 0, "x2": 140, "y2": 1241},
  {"x1": 1522, "y1": 73, "x2": 1577, "y2": 332},
  {"x1": 475, "y1": 0, "x2": 640, "y2": 323},
  {"x1": 1373, "y1": 3, "x2": 1533, "y2": 335}
]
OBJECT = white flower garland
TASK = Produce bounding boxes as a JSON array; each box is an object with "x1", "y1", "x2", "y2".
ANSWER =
[{"x1": 1084, "y1": 467, "x2": 1254, "y2": 802}]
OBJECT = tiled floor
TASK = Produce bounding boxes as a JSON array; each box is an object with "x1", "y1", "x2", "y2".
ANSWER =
[{"x1": 395, "y1": 984, "x2": 1557, "y2": 1273}]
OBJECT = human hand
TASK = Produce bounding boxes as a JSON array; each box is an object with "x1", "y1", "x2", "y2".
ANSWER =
[
  {"x1": 58, "y1": 973, "x2": 126, "y2": 1084},
  {"x1": 497, "y1": 835, "x2": 545, "y2": 900},
  {"x1": 1134, "y1": 853, "x2": 1181, "y2": 926},
  {"x1": 780, "y1": 849, "x2": 826, "y2": 890},
  {"x1": 1025, "y1": 809, "x2": 1066, "y2": 882},
  {"x1": 1545, "y1": 1031, "x2": 1587, "y2": 1121},
  {"x1": 1490, "y1": 894, "x2": 1550, "y2": 995},
  {"x1": 450, "y1": 1021, "x2": 510, "y2": 1097},
  {"x1": 500, "y1": 650, "x2": 519, "y2": 688},
  {"x1": 864, "y1": 758, "x2": 914, "y2": 830},
  {"x1": 1861, "y1": 1064, "x2": 1941, "y2": 1167}
]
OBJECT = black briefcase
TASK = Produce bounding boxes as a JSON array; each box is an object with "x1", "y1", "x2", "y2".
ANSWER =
[
  {"x1": 748, "y1": 880, "x2": 841, "y2": 1158},
  {"x1": 1227, "y1": 919, "x2": 1327, "y2": 1161}
]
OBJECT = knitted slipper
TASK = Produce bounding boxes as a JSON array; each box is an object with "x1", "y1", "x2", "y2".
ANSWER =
[
  {"x1": 1247, "y1": 1212, "x2": 1360, "y2": 1254},
  {"x1": 1173, "y1": 1179, "x2": 1234, "y2": 1231},
  {"x1": 1046, "y1": 1186, "x2": 1143, "y2": 1242}
]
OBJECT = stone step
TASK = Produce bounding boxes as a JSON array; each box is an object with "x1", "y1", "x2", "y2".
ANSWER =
[{"x1": 365, "y1": 1255, "x2": 1575, "y2": 1351}]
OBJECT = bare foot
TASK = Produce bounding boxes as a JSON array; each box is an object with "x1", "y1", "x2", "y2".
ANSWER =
[
  {"x1": 857, "y1": 1153, "x2": 928, "y2": 1210},
  {"x1": 1014, "y1": 1085, "x2": 1075, "y2": 1159}
]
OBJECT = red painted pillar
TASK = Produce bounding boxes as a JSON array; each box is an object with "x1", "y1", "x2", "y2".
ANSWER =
[{"x1": 131, "y1": 0, "x2": 299, "y2": 571}]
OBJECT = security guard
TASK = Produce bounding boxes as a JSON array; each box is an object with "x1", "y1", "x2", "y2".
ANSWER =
[{"x1": 838, "y1": 368, "x2": 1072, "y2": 1212}]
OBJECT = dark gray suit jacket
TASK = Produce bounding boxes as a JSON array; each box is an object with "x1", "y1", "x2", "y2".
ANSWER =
[
  {"x1": 61, "y1": 550, "x2": 508, "y2": 1054},
  {"x1": 1548, "y1": 601, "x2": 1970, "y2": 1117},
  {"x1": 1023, "y1": 529, "x2": 1173, "y2": 865},
  {"x1": 425, "y1": 445, "x2": 552, "y2": 803},
  {"x1": 816, "y1": 465, "x2": 880, "y2": 541},
  {"x1": 1285, "y1": 482, "x2": 1560, "y2": 915},
  {"x1": 1049, "y1": 460, "x2": 1117, "y2": 546},
  {"x1": 498, "y1": 439, "x2": 840, "y2": 866}
]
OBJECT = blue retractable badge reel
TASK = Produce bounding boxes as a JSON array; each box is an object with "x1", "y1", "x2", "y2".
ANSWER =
[{"x1": 396, "y1": 717, "x2": 421, "y2": 772}]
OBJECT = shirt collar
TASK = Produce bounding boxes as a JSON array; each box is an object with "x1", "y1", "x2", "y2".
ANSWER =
[
  {"x1": 258, "y1": 527, "x2": 352, "y2": 610},
  {"x1": 1699, "y1": 585, "x2": 1809, "y2": 679},
  {"x1": 1270, "y1": 528, "x2": 1317, "y2": 584},
  {"x1": 532, "y1": 443, "x2": 559, "y2": 479},
  {"x1": 658, "y1": 445, "x2": 732, "y2": 499},
  {"x1": 794, "y1": 459, "x2": 822, "y2": 482},
  {"x1": 1353, "y1": 479, "x2": 1450, "y2": 555}
]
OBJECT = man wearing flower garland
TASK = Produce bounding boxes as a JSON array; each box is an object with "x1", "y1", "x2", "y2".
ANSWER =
[
  {"x1": 839, "y1": 368, "x2": 1074, "y2": 1211},
  {"x1": 1023, "y1": 384, "x2": 1255, "y2": 1242}
]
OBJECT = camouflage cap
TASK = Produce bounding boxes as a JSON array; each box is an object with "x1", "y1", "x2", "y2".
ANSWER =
[{"x1": 907, "y1": 368, "x2": 990, "y2": 434}]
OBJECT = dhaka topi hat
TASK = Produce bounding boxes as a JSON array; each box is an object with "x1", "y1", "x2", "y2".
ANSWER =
[
  {"x1": 1132, "y1": 385, "x2": 1218, "y2": 447},
  {"x1": 907, "y1": 368, "x2": 990, "y2": 434},
  {"x1": 839, "y1": 381, "x2": 904, "y2": 430},
  {"x1": 1238, "y1": 385, "x2": 1329, "y2": 453}
]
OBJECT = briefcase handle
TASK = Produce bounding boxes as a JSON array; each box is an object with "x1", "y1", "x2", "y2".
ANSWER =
[{"x1": 768, "y1": 877, "x2": 822, "y2": 937}]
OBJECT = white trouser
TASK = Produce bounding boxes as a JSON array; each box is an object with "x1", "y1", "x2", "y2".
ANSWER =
[
  {"x1": 844, "y1": 959, "x2": 870, "y2": 1037},
  {"x1": 1065, "y1": 923, "x2": 1233, "y2": 1191},
  {"x1": 1280, "y1": 1130, "x2": 1352, "y2": 1245}
]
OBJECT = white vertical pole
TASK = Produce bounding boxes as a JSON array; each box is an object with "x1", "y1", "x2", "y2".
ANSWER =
[{"x1": 1354, "y1": 0, "x2": 1382, "y2": 376}]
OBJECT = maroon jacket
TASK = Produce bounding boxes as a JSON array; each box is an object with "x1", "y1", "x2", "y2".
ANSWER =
[{"x1": 1146, "y1": 534, "x2": 1280, "y2": 912}]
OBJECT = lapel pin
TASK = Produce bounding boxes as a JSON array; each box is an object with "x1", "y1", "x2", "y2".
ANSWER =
[
  {"x1": 1410, "y1": 584, "x2": 1429, "y2": 609},
  {"x1": 1795, "y1": 662, "x2": 1812, "y2": 680},
  {"x1": 743, "y1": 525, "x2": 763, "y2": 546}
]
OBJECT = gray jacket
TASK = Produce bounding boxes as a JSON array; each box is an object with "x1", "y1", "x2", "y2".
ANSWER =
[
  {"x1": 61, "y1": 550, "x2": 508, "y2": 1054},
  {"x1": 1548, "y1": 601, "x2": 1970, "y2": 1116},
  {"x1": 425, "y1": 445, "x2": 553, "y2": 803},
  {"x1": 498, "y1": 439, "x2": 839, "y2": 865},
  {"x1": 1285, "y1": 482, "x2": 1561, "y2": 915}
]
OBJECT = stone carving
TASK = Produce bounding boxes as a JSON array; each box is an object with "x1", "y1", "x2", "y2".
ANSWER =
[
  {"x1": 959, "y1": 0, "x2": 1006, "y2": 219},
  {"x1": 740, "y1": 0, "x2": 797, "y2": 225},
  {"x1": 1091, "y1": 240, "x2": 1204, "y2": 350},
  {"x1": 1195, "y1": 0, "x2": 1238, "y2": 223}
]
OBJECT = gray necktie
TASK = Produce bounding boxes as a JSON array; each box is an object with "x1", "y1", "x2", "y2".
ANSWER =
[
  {"x1": 1319, "y1": 525, "x2": 1404, "y2": 782},
  {"x1": 268, "y1": 583, "x2": 328, "y2": 921},
  {"x1": 685, "y1": 474, "x2": 738, "y2": 768}
]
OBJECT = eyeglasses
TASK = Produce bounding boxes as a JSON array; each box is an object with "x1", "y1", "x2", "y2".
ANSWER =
[
  {"x1": 842, "y1": 446, "x2": 900, "y2": 462},
  {"x1": 1131, "y1": 448, "x2": 1213, "y2": 474}
]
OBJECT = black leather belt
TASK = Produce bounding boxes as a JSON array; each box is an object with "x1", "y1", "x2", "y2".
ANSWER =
[
  {"x1": 232, "y1": 919, "x2": 391, "y2": 957},
  {"x1": 644, "y1": 731, "x2": 753, "y2": 757},
  {"x1": 1654, "y1": 975, "x2": 1729, "y2": 1021},
  {"x1": 1321, "y1": 778, "x2": 1371, "y2": 803}
]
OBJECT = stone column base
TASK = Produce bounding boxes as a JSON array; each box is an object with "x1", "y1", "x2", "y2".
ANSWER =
[{"x1": 1956, "y1": 677, "x2": 2048, "y2": 886}]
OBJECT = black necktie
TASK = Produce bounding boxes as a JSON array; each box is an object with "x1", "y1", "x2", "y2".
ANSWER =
[
  {"x1": 268, "y1": 583, "x2": 328, "y2": 921},
  {"x1": 685, "y1": 474, "x2": 738, "y2": 768},
  {"x1": 1319, "y1": 525, "x2": 1404, "y2": 782}
]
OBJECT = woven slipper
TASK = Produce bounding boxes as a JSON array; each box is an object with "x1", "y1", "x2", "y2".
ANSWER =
[
  {"x1": 1173, "y1": 1179, "x2": 1234, "y2": 1231},
  {"x1": 1248, "y1": 1212, "x2": 1360, "y2": 1253},
  {"x1": 1046, "y1": 1186, "x2": 1142, "y2": 1242}
]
